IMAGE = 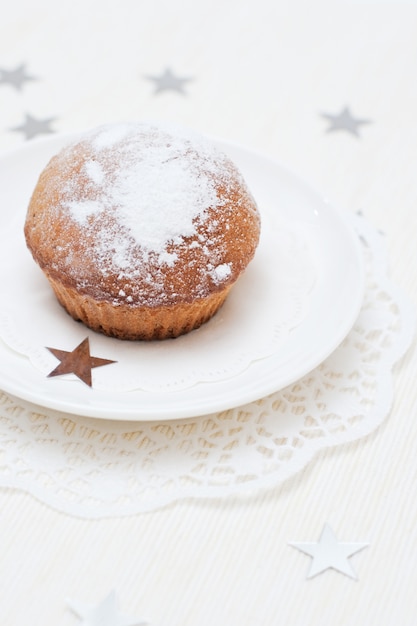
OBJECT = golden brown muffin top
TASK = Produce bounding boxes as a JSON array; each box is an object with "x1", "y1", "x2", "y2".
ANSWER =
[{"x1": 25, "y1": 122, "x2": 261, "y2": 307}]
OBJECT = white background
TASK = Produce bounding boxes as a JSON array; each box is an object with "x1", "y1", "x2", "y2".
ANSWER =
[{"x1": 0, "y1": 1, "x2": 416, "y2": 624}]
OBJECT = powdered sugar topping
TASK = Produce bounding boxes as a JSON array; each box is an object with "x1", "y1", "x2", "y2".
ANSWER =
[
  {"x1": 39, "y1": 121, "x2": 260, "y2": 305},
  {"x1": 212, "y1": 263, "x2": 232, "y2": 283},
  {"x1": 84, "y1": 160, "x2": 104, "y2": 185},
  {"x1": 66, "y1": 122, "x2": 226, "y2": 259}
]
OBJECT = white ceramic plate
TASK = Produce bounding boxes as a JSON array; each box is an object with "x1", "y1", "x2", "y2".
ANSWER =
[{"x1": 0, "y1": 133, "x2": 364, "y2": 421}]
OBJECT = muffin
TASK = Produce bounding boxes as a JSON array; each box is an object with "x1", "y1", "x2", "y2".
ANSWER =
[{"x1": 24, "y1": 121, "x2": 261, "y2": 340}]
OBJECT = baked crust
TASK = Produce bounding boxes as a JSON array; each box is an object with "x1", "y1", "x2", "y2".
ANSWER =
[{"x1": 24, "y1": 122, "x2": 261, "y2": 340}]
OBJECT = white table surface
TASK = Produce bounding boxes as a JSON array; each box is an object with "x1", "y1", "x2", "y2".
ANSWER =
[{"x1": 1, "y1": 1, "x2": 417, "y2": 624}]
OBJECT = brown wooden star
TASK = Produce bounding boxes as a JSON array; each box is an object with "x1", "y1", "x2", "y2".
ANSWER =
[{"x1": 46, "y1": 337, "x2": 116, "y2": 387}]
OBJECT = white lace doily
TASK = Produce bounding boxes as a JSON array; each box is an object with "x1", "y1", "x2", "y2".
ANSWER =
[{"x1": 0, "y1": 213, "x2": 414, "y2": 518}]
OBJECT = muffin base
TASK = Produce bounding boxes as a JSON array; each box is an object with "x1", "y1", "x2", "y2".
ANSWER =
[{"x1": 45, "y1": 274, "x2": 232, "y2": 340}]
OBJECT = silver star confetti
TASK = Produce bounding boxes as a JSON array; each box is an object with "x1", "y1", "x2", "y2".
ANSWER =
[
  {"x1": 146, "y1": 67, "x2": 193, "y2": 95},
  {"x1": 321, "y1": 106, "x2": 372, "y2": 137},
  {"x1": 10, "y1": 113, "x2": 56, "y2": 140},
  {"x1": 0, "y1": 63, "x2": 36, "y2": 90},
  {"x1": 67, "y1": 590, "x2": 147, "y2": 626},
  {"x1": 289, "y1": 524, "x2": 369, "y2": 579}
]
